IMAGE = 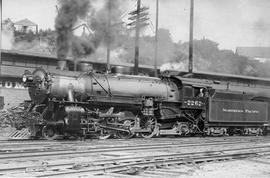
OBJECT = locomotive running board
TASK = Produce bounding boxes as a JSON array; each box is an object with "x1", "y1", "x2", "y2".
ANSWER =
[{"x1": 8, "y1": 128, "x2": 32, "y2": 140}]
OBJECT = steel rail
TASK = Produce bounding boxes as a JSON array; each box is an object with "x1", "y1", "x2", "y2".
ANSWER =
[
  {"x1": 0, "y1": 136, "x2": 269, "y2": 154},
  {"x1": 0, "y1": 145, "x2": 269, "y2": 176},
  {"x1": 0, "y1": 135, "x2": 268, "y2": 147},
  {"x1": 33, "y1": 147, "x2": 270, "y2": 177},
  {"x1": 0, "y1": 139, "x2": 266, "y2": 160}
]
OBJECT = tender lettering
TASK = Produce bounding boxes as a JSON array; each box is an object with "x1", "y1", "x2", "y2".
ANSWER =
[
  {"x1": 223, "y1": 108, "x2": 259, "y2": 114},
  {"x1": 245, "y1": 109, "x2": 259, "y2": 114},
  {"x1": 223, "y1": 108, "x2": 244, "y2": 113}
]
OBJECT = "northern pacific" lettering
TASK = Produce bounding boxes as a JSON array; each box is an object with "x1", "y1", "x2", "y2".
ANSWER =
[{"x1": 222, "y1": 108, "x2": 259, "y2": 114}]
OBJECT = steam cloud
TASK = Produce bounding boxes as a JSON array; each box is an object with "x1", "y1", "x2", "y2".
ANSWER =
[
  {"x1": 2, "y1": 19, "x2": 15, "y2": 50},
  {"x1": 2, "y1": 33, "x2": 14, "y2": 50},
  {"x1": 55, "y1": 0, "x2": 91, "y2": 59},
  {"x1": 55, "y1": 0, "x2": 126, "y2": 60},
  {"x1": 90, "y1": 0, "x2": 124, "y2": 46}
]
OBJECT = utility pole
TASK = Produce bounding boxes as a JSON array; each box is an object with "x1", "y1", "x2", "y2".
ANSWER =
[
  {"x1": 128, "y1": 0, "x2": 149, "y2": 75},
  {"x1": 0, "y1": 0, "x2": 2, "y2": 72},
  {"x1": 106, "y1": 0, "x2": 111, "y2": 74},
  {"x1": 188, "y1": 0, "x2": 194, "y2": 73},
  {"x1": 134, "y1": 0, "x2": 141, "y2": 75},
  {"x1": 154, "y1": 0, "x2": 159, "y2": 77}
]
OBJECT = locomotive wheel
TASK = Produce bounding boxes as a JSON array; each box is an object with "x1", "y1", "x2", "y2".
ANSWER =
[
  {"x1": 98, "y1": 128, "x2": 112, "y2": 140},
  {"x1": 42, "y1": 125, "x2": 59, "y2": 140},
  {"x1": 174, "y1": 122, "x2": 190, "y2": 136},
  {"x1": 117, "y1": 119, "x2": 135, "y2": 139},
  {"x1": 140, "y1": 116, "x2": 158, "y2": 139}
]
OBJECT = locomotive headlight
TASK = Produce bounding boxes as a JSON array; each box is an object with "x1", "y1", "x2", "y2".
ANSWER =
[{"x1": 22, "y1": 75, "x2": 27, "y2": 82}]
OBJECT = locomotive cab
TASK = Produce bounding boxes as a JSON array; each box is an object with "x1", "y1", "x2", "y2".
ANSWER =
[{"x1": 169, "y1": 76, "x2": 209, "y2": 110}]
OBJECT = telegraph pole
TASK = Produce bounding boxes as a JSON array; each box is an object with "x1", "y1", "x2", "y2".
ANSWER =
[
  {"x1": 0, "y1": 0, "x2": 2, "y2": 71},
  {"x1": 128, "y1": 0, "x2": 149, "y2": 75},
  {"x1": 188, "y1": 0, "x2": 194, "y2": 73},
  {"x1": 134, "y1": 0, "x2": 141, "y2": 75},
  {"x1": 106, "y1": 0, "x2": 111, "y2": 73},
  {"x1": 154, "y1": 0, "x2": 159, "y2": 77}
]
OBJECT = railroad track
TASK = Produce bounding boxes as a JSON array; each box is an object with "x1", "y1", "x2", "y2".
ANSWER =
[
  {"x1": 0, "y1": 139, "x2": 267, "y2": 160},
  {"x1": 2, "y1": 145, "x2": 270, "y2": 177},
  {"x1": 0, "y1": 136, "x2": 268, "y2": 152},
  {"x1": 0, "y1": 136, "x2": 269, "y2": 177},
  {"x1": 0, "y1": 135, "x2": 267, "y2": 144}
]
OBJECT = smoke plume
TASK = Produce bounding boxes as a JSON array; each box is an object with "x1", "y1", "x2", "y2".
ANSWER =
[
  {"x1": 2, "y1": 34, "x2": 14, "y2": 50},
  {"x1": 71, "y1": 35, "x2": 97, "y2": 58},
  {"x1": 55, "y1": 0, "x2": 91, "y2": 59},
  {"x1": 2, "y1": 19, "x2": 15, "y2": 50},
  {"x1": 90, "y1": 0, "x2": 125, "y2": 46},
  {"x1": 55, "y1": 0, "x2": 127, "y2": 60}
]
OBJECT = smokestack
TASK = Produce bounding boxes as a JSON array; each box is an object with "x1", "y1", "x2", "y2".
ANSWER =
[{"x1": 188, "y1": 0, "x2": 194, "y2": 73}]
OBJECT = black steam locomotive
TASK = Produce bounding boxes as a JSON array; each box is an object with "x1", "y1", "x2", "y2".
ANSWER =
[{"x1": 22, "y1": 67, "x2": 270, "y2": 139}]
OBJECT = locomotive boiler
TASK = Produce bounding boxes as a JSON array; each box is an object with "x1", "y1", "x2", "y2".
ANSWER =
[{"x1": 22, "y1": 68, "x2": 269, "y2": 139}]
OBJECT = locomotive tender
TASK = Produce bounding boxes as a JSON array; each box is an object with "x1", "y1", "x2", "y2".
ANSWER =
[{"x1": 22, "y1": 67, "x2": 270, "y2": 139}]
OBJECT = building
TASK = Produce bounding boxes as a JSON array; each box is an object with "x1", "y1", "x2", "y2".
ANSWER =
[
  {"x1": 236, "y1": 47, "x2": 270, "y2": 62},
  {"x1": 0, "y1": 50, "x2": 58, "y2": 109},
  {"x1": 14, "y1": 19, "x2": 38, "y2": 34}
]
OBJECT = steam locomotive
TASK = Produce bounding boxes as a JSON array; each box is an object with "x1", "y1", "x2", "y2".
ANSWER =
[{"x1": 22, "y1": 67, "x2": 270, "y2": 139}]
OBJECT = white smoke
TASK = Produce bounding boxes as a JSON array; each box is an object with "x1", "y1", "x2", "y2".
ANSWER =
[
  {"x1": 160, "y1": 62, "x2": 187, "y2": 72},
  {"x1": 83, "y1": 45, "x2": 128, "y2": 64},
  {"x1": 2, "y1": 19, "x2": 15, "y2": 50},
  {"x1": 2, "y1": 34, "x2": 14, "y2": 49}
]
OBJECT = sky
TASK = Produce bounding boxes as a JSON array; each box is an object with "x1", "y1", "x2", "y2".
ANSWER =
[{"x1": 2, "y1": 0, "x2": 270, "y2": 50}]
